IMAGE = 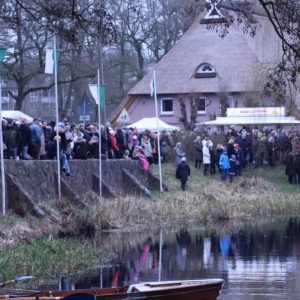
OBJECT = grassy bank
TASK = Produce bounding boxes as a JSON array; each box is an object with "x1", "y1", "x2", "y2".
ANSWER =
[
  {"x1": 62, "y1": 163, "x2": 300, "y2": 229},
  {"x1": 150, "y1": 162, "x2": 300, "y2": 220},
  {"x1": 0, "y1": 236, "x2": 110, "y2": 284}
]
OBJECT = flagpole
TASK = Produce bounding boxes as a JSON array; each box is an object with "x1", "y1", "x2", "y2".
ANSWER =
[
  {"x1": 153, "y1": 71, "x2": 163, "y2": 192},
  {"x1": 97, "y1": 69, "x2": 102, "y2": 199},
  {"x1": 0, "y1": 70, "x2": 6, "y2": 215},
  {"x1": 158, "y1": 229, "x2": 163, "y2": 281},
  {"x1": 54, "y1": 35, "x2": 61, "y2": 201}
]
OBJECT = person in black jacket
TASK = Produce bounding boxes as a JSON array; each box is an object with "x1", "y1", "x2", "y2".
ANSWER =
[
  {"x1": 176, "y1": 157, "x2": 191, "y2": 191},
  {"x1": 115, "y1": 128, "x2": 125, "y2": 159},
  {"x1": 73, "y1": 134, "x2": 88, "y2": 159},
  {"x1": 19, "y1": 118, "x2": 31, "y2": 159},
  {"x1": 209, "y1": 145, "x2": 216, "y2": 174},
  {"x1": 3, "y1": 118, "x2": 21, "y2": 159}
]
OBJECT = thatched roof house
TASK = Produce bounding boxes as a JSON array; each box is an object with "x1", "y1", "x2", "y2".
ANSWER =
[{"x1": 110, "y1": 5, "x2": 282, "y2": 128}]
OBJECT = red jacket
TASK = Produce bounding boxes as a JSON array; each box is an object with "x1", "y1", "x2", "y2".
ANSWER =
[{"x1": 110, "y1": 134, "x2": 119, "y2": 151}]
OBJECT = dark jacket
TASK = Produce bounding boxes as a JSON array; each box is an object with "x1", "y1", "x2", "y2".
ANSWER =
[
  {"x1": 278, "y1": 135, "x2": 290, "y2": 152},
  {"x1": 236, "y1": 136, "x2": 250, "y2": 152},
  {"x1": 73, "y1": 141, "x2": 88, "y2": 159},
  {"x1": 209, "y1": 148, "x2": 216, "y2": 164},
  {"x1": 88, "y1": 142, "x2": 99, "y2": 159},
  {"x1": 229, "y1": 159, "x2": 237, "y2": 175},
  {"x1": 19, "y1": 124, "x2": 31, "y2": 147},
  {"x1": 176, "y1": 161, "x2": 191, "y2": 182},
  {"x1": 100, "y1": 131, "x2": 107, "y2": 154},
  {"x1": 115, "y1": 131, "x2": 125, "y2": 156},
  {"x1": 227, "y1": 143, "x2": 235, "y2": 158},
  {"x1": 3, "y1": 125, "x2": 20, "y2": 149},
  {"x1": 193, "y1": 141, "x2": 202, "y2": 160}
]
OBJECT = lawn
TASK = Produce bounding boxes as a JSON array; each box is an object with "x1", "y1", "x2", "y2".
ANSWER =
[
  {"x1": 152, "y1": 162, "x2": 300, "y2": 195},
  {"x1": 150, "y1": 161, "x2": 300, "y2": 221}
]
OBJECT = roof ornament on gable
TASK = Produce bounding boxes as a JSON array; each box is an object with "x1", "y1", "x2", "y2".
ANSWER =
[{"x1": 201, "y1": 0, "x2": 226, "y2": 24}]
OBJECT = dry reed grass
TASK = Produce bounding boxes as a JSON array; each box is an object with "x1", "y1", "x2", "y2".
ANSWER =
[{"x1": 70, "y1": 171, "x2": 299, "y2": 232}]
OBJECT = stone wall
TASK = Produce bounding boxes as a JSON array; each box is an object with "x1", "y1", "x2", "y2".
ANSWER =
[{"x1": 0, "y1": 160, "x2": 165, "y2": 216}]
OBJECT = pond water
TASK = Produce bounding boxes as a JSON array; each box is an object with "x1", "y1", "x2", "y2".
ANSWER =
[{"x1": 59, "y1": 217, "x2": 300, "y2": 299}]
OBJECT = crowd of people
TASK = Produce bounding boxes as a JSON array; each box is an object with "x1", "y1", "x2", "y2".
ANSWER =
[
  {"x1": 1, "y1": 117, "x2": 173, "y2": 175},
  {"x1": 174, "y1": 126, "x2": 300, "y2": 190},
  {"x1": 1, "y1": 117, "x2": 300, "y2": 186}
]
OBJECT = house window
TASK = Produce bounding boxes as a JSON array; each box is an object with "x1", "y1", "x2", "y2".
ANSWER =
[
  {"x1": 30, "y1": 91, "x2": 38, "y2": 101},
  {"x1": 196, "y1": 97, "x2": 206, "y2": 114},
  {"x1": 161, "y1": 98, "x2": 173, "y2": 114},
  {"x1": 1, "y1": 90, "x2": 9, "y2": 103},
  {"x1": 42, "y1": 103, "x2": 52, "y2": 110},
  {"x1": 42, "y1": 90, "x2": 52, "y2": 103},
  {"x1": 30, "y1": 102, "x2": 38, "y2": 113},
  {"x1": 0, "y1": 78, "x2": 7, "y2": 85},
  {"x1": 227, "y1": 96, "x2": 236, "y2": 108},
  {"x1": 1, "y1": 90, "x2": 8, "y2": 98},
  {"x1": 195, "y1": 63, "x2": 216, "y2": 78}
]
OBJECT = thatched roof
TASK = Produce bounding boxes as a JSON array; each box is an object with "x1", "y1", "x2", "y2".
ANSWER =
[
  {"x1": 129, "y1": 13, "x2": 281, "y2": 95},
  {"x1": 110, "y1": 11, "x2": 282, "y2": 124}
]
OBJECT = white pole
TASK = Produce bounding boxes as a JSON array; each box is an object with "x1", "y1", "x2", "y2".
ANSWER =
[
  {"x1": 97, "y1": 69, "x2": 102, "y2": 199},
  {"x1": 153, "y1": 71, "x2": 163, "y2": 192},
  {"x1": 99, "y1": 267, "x2": 103, "y2": 289},
  {"x1": 0, "y1": 74, "x2": 6, "y2": 215},
  {"x1": 83, "y1": 99, "x2": 86, "y2": 126},
  {"x1": 54, "y1": 35, "x2": 61, "y2": 201},
  {"x1": 158, "y1": 229, "x2": 163, "y2": 281}
]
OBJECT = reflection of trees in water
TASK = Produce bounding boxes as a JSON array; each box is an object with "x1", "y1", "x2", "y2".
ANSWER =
[{"x1": 74, "y1": 217, "x2": 300, "y2": 289}]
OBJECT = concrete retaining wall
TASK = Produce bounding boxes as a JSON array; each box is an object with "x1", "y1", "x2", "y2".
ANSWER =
[{"x1": 0, "y1": 160, "x2": 165, "y2": 216}]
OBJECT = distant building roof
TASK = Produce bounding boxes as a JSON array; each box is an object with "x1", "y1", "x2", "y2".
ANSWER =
[{"x1": 128, "y1": 12, "x2": 281, "y2": 95}]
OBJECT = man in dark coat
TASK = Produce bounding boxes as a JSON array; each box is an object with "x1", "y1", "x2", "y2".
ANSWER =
[
  {"x1": 115, "y1": 128, "x2": 125, "y2": 159},
  {"x1": 193, "y1": 136, "x2": 202, "y2": 168},
  {"x1": 278, "y1": 130, "x2": 290, "y2": 163},
  {"x1": 3, "y1": 118, "x2": 21, "y2": 159},
  {"x1": 176, "y1": 157, "x2": 191, "y2": 191},
  {"x1": 19, "y1": 118, "x2": 31, "y2": 159}
]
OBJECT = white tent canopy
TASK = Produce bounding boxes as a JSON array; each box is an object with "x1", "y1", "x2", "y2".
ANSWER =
[
  {"x1": 200, "y1": 116, "x2": 300, "y2": 125},
  {"x1": 200, "y1": 107, "x2": 300, "y2": 125},
  {"x1": 1, "y1": 110, "x2": 33, "y2": 122},
  {"x1": 129, "y1": 118, "x2": 180, "y2": 132}
]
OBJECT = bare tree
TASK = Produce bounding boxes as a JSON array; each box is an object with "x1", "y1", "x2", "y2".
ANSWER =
[{"x1": 0, "y1": 0, "x2": 119, "y2": 119}]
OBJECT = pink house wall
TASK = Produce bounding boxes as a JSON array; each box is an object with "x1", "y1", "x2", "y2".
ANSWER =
[{"x1": 128, "y1": 93, "x2": 247, "y2": 127}]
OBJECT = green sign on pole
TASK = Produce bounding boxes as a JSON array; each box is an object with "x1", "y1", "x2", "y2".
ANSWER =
[
  {"x1": 0, "y1": 49, "x2": 6, "y2": 65},
  {"x1": 99, "y1": 84, "x2": 105, "y2": 108}
]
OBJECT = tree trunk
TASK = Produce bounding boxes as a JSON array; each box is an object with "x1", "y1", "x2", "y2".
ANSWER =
[
  {"x1": 179, "y1": 96, "x2": 190, "y2": 131},
  {"x1": 190, "y1": 96, "x2": 198, "y2": 131}
]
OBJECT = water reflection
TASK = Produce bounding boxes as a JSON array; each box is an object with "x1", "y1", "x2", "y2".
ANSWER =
[{"x1": 65, "y1": 218, "x2": 300, "y2": 299}]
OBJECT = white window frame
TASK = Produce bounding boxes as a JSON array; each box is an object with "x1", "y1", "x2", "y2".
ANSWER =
[
  {"x1": 195, "y1": 63, "x2": 216, "y2": 78},
  {"x1": 196, "y1": 97, "x2": 206, "y2": 114},
  {"x1": 161, "y1": 98, "x2": 174, "y2": 115},
  {"x1": 198, "y1": 64, "x2": 215, "y2": 73}
]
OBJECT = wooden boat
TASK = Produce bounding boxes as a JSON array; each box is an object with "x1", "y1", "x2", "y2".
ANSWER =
[{"x1": 0, "y1": 279, "x2": 224, "y2": 300}]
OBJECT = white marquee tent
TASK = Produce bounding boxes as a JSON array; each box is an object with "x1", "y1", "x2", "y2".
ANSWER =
[
  {"x1": 1, "y1": 110, "x2": 33, "y2": 122},
  {"x1": 200, "y1": 116, "x2": 300, "y2": 125},
  {"x1": 200, "y1": 107, "x2": 300, "y2": 126},
  {"x1": 129, "y1": 118, "x2": 180, "y2": 132}
]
